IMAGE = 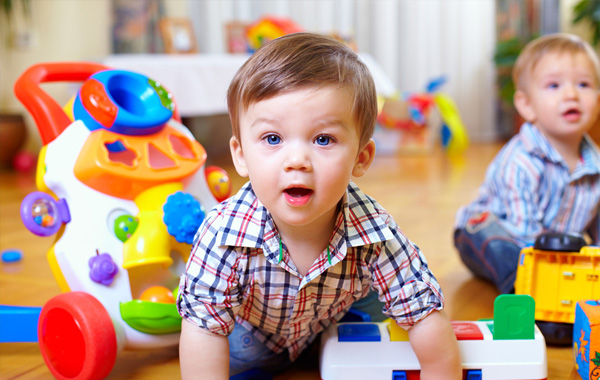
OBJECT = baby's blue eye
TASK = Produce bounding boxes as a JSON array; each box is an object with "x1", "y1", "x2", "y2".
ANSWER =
[
  {"x1": 547, "y1": 83, "x2": 559, "y2": 89},
  {"x1": 315, "y1": 135, "x2": 331, "y2": 146},
  {"x1": 578, "y1": 82, "x2": 590, "y2": 88},
  {"x1": 265, "y1": 135, "x2": 281, "y2": 145}
]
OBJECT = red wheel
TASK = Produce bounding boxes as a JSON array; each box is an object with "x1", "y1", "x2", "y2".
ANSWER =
[{"x1": 38, "y1": 292, "x2": 117, "y2": 380}]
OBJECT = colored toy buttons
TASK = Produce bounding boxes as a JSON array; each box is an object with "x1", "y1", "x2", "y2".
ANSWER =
[
  {"x1": 113, "y1": 214, "x2": 138, "y2": 242},
  {"x1": 20, "y1": 192, "x2": 71, "y2": 237},
  {"x1": 205, "y1": 165, "x2": 231, "y2": 202},
  {"x1": 89, "y1": 250, "x2": 119, "y2": 286},
  {"x1": 73, "y1": 70, "x2": 173, "y2": 136},
  {"x1": 163, "y1": 191, "x2": 205, "y2": 244}
]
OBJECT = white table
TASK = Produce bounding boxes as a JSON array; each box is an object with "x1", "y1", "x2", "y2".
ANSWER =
[{"x1": 103, "y1": 53, "x2": 396, "y2": 118}]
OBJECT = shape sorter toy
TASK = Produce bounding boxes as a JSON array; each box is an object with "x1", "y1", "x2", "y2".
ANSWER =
[
  {"x1": 574, "y1": 300, "x2": 600, "y2": 380},
  {"x1": 9, "y1": 62, "x2": 231, "y2": 380},
  {"x1": 320, "y1": 295, "x2": 547, "y2": 380}
]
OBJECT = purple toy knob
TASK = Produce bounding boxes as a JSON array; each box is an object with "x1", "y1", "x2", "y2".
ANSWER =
[
  {"x1": 21, "y1": 192, "x2": 70, "y2": 237},
  {"x1": 89, "y1": 250, "x2": 119, "y2": 286}
]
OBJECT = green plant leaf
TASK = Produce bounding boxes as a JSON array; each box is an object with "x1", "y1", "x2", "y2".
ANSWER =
[{"x1": 572, "y1": 0, "x2": 600, "y2": 46}]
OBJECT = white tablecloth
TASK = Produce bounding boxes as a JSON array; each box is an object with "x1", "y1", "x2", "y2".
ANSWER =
[{"x1": 103, "y1": 53, "x2": 396, "y2": 117}]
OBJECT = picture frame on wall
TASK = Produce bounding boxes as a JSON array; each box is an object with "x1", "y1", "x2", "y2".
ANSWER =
[
  {"x1": 112, "y1": 0, "x2": 164, "y2": 53},
  {"x1": 159, "y1": 18, "x2": 198, "y2": 54}
]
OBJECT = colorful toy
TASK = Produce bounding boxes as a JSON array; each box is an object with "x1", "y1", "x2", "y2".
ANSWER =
[
  {"x1": 515, "y1": 231, "x2": 600, "y2": 345},
  {"x1": 205, "y1": 165, "x2": 231, "y2": 203},
  {"x1": 375, "y1": 77, "x2": 469, "y2": 155},
  {"x1": 573, "y1": 300, "x2": 600, "y2": 379},
  {"x1": 0, "y1": 305, "x2": 42, "y2": 342},
  {"x1": 12, "y1": 62, "x2": 231, "y2": 380},
  {"x1": 1, "y1": 249, "x2": 23, "y2": 263},
  {"x1": 245, "y1": 16, "x2": 303, "y2": 52},
  {"x1": 320, "y1": 294, "x2": 547, "y2": 380}
]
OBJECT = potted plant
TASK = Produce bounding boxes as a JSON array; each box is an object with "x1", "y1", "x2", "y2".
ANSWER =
[
  {"x1": 1, "y1": 0, "x2": 32, "y2": 48},
  {"x1": 493, "y1": 35, "x2": 536, "y2": 139},
  {"x1": 572, "y1": 0, "x2": 600, "y2": 145},
  {"x1": 572, "y1": 0, "x2": 600, "y2": 47}
]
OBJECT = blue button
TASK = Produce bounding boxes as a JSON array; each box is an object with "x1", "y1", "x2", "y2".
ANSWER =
[
  {"x1": 337, "y1": 323, "x2": 381, "y2": 342},
  {"x1": 392, "y1": 371, "x2": 407, "y2": 380},
  {"x1": 466, "y1": 369, "x2": 482, "y2": 380}
]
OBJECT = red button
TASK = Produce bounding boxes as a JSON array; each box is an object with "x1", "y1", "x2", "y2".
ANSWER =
[{"x1": 451, "y1": 321, "x2": 484, "y2": 340}]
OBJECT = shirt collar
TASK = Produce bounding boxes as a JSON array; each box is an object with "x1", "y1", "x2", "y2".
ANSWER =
[
  {"x1": 216, "y1": 181, "x2": 394, "y2": 254},
  {"x1": 519, "y1": 122, "x2": 564, "y2": 164},
  {"x1": 520, "y1": 122, "x2": 600, "y2": 177},
  {"x1": 343, "y1": 181, "x2": 395, "y2": 247}
]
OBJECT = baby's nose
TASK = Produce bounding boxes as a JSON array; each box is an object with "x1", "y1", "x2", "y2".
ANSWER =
[
  {"x1": 284, "y1": 144, "x2": 312, "y2": 171},
  {"x1": 563, "y1": 83, "x2": 579, "y2": 98}
]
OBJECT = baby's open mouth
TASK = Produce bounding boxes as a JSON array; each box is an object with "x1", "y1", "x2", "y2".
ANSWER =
[
  {"x1": 563, "y1": 108, "x2": 581, "y2": 117},
  {"x1": 284, "y1": 187, "x2": 313, "y2": 198}
]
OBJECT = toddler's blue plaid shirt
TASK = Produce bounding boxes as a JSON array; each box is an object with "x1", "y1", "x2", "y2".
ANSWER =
[{"x1": 177, "y1": 181, "x2": 444, "y2": 360}]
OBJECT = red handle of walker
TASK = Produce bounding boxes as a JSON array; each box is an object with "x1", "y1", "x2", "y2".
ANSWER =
[{"x1": 14, "y1": 62, "x2": 110, "y2": 145}]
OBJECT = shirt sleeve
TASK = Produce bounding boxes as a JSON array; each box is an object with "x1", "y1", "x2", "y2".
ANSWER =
[
  {"x1": 370, "y1": 220, "x2": 444, "y2": 329},
  {"x1": 177, "y1": 208, "x2": 242, "y2": 336}
]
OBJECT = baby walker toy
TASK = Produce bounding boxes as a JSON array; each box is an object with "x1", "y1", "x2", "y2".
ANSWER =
[{"x1": 12, "y1": 62, "x2": 231, "y2": 380}]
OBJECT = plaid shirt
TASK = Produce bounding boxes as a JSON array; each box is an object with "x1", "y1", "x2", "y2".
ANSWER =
[
  {"x1": 178, "y1": 181, "x2": 444, "y2": 360},
  {"x1": 455, "y1": 122, "x2": 600, "y2": 245}
]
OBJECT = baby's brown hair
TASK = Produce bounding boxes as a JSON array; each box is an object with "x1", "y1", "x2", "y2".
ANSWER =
[
  {"x1": 512, "y1": 33, "x2": 600, "y2": 92},
  {"x1": 227, "y1": 32, "x2": 377, "y2": 149}
]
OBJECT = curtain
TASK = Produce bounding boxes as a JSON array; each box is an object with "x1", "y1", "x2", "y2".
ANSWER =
[{"x1": 188, "y1": 0, "x2": 496, "y2": 142}]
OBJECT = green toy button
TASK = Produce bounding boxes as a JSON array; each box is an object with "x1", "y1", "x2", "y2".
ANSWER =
[
  {"x1": 120, "y1": 299, "x2": 182, "y2": 335},
  {"x1": 493, "y1": 294, "x2": 535, "y2": 340}
]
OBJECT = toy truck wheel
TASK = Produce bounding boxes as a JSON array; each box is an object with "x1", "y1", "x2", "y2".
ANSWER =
[
  {"x1": 38, "y1": 292, "x2": 117, "y2": 380},
  {"x1": 535, "y1": 321, "x2": 573, "y2": 346},
  {"x1": 533, "y1": 231, "x2": 586, "y2": 252}
]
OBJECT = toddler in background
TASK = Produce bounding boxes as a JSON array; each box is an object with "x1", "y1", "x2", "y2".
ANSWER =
[{"x1": 454, "y1": 33, "x2": 600, "y2": 294}]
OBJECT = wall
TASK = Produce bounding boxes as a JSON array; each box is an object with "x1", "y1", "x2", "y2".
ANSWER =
[
  {"x1": 0, "y1": 0, "x2": 187, "y2": 152},
  {"x1": 190, "y1": 0, "x2": 497, "y2": 143}
]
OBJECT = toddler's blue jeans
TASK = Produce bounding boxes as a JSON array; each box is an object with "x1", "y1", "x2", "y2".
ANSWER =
[
  {"x1": 229, "y1": 322, "x2": 291, "y2": 376},
  {"x1": 453, "y1": 212, "x2": 522, "y2": 294},
  {"x1": 228, "y1": 290, "x2": 385, "y2": 376}
]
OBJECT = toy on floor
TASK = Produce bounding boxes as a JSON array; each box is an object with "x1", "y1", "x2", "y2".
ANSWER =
[
  {"x1": 375, "y1": 76, "x2": 469, "y2": 155},
  {"x1": 320, "y1": 294, "x2": 547, "y2": 380},
  {"x1": 573, "y1": 300, "x2": 600, "y2": 380},
  {"x1": 0, "y1": 305, "x2": 41, "y2": 342},
  {"x1": 515, "y1": 231, "x2": 600, "y2": 346},
  {"x1": 1, "y1": 249, "x2": 23, "y2": 263},
  {"x1": 11, "y1": 62, "x2": 231, "y2": 380}
]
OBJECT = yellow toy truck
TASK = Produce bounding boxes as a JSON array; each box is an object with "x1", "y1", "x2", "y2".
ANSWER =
[{"x1": 515, "y1": 231, "x2": 600, "y2": 345}]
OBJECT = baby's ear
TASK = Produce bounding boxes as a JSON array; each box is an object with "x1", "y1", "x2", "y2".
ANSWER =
[
  {"x1": 513, "y1": 90, "x2": 536, "y2": 122},
  {"x1": 229, "y1": 136, "x2": 249, "y2": 177},
  {"x1": 352, "y1": 139, "x2": 376, "y2": 177}
]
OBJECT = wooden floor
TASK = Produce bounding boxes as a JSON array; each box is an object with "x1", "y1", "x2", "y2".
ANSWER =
[{"x1": 0, "y1": 142, "x2": 579, "y2": 379}]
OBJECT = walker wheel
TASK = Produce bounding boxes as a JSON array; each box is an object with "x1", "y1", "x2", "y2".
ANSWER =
[{"x1": 38, "y1": 292, "x2": 117, "y2": 380}]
